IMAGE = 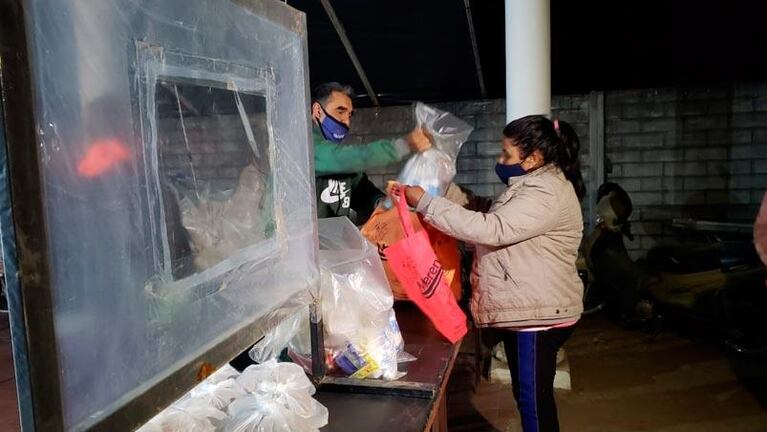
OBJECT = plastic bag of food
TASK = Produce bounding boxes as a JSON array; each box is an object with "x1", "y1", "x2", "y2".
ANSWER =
[
  {"x1": 221, "y1": 359, "x2": 328, "y2": 432},
  {"x1": 396, "y1": 102, "x2": 473, "y2": 197},
  {"x1": 288, "y1": 217, "x2": 412, "y2": 380},
  {"x1": 137, "y1": 395, "x2": 227, "y2": 432}
]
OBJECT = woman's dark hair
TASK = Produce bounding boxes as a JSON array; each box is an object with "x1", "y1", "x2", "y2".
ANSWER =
[{"x1": 502, "y1": 115, "x2": 586, "y2": 200}]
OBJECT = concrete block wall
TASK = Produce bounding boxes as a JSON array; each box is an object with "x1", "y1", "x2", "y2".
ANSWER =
[
  {"x1": 157, "y1": 113, "x2": 269, "y2": 190},
  {"x1": 348, "y1": 83, "x2": 767, "y2": 259},
  {"x1": 605, "y1": 84, "x2": 767, "y2": 257}
]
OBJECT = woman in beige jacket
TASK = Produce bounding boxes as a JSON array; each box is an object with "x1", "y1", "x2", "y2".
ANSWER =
[{"x1": 390, "y1": 115, "x2": 585, "y2": 432}]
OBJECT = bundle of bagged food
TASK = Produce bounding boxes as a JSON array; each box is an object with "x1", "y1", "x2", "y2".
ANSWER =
[
  {"x1": 251, "y1": 217, "x2": 415, "y2": 380},
  {"x1": 138, "y1": 360, "x2": 328, "y2": 432}
]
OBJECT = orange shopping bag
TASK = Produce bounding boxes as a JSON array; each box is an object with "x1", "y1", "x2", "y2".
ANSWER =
[
  {"x1": 361, "y1": 207, "x2": 462, "y2": 301},
  {"x1": 383, "y1": 188, "x2": 467, "y2": 343}
]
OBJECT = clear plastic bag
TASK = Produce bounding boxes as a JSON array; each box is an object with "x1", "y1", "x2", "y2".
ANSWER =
[
  {"x1": 222, "y1": 359, "x2": 328, "y2": 432},
  {"x1": 189, "y1": 377, "x2": 246, "y2": 411},
  {"x1": 249, "y1": 310, "x2": 305, "y2": 363},
  {"x1": 177, "y1": 163, "x2": 274, "y2": 272},
  {"x1": 140, "y1": 361, "x2": 328, "y2": 432},
  {"x1": 288, "y1": 217, "x2": 412, "y2": 380},
  {"x1": 137, "y1": 395, "x2": 227, "y2": 432},
  {"x1": 397, "y1": 102, "x2": 473, "y2": 197},
  {"x1": 222, "y1": 396, "x2": 316, "y2": 432}
]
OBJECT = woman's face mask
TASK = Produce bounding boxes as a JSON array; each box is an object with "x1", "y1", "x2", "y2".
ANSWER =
[
  {"x1": 318, "y1": 105, "x2": 349, "y2": 144},
  {"x1": 495, "y1": 163, "x2": 527, "y2": 184},
  {"x1": 496, "y1": 139, "x2": 527, "y2": 184}
]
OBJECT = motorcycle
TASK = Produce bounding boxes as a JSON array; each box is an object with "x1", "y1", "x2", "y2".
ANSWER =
[{"x1": 579, "y1": 182, "x2": 767, "y2": 354}]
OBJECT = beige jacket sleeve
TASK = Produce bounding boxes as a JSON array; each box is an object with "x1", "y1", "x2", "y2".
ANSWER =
[
  {"x1": 443, "y1": 183, "x2": 493, "y2": 212},
  {"x1": 416, "y1": 178, "x2": 560, "y2": 247}
]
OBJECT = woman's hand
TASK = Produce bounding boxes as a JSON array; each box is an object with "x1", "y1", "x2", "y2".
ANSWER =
[{"x1": 387, "y1": 181, "x2": 426, "y2": 208}]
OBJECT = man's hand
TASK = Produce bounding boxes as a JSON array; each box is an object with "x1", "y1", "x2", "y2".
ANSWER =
[
  {"x1": 405, "y1": 126, "x2": 433, "y2": 153},
  {"x1": 387, "y1": 181, "x2": 426, "y2": 208}
]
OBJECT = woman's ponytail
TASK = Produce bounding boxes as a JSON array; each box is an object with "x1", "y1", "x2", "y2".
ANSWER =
[{"x1": 554, "y1": 120, "x2": 586, "y2": 201}]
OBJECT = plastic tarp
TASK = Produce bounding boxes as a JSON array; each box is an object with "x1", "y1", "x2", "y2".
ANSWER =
[{"x1": 10, "y1": 1, "x2": 317, "y2": 429}]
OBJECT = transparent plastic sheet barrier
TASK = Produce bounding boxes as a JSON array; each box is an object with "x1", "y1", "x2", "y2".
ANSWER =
[
  {"x1": 22, "y1": 0, "x2": 318, "y2": 429},
  {"x1": 397, "y1": 102, "x2": 474, "y2": 197}
]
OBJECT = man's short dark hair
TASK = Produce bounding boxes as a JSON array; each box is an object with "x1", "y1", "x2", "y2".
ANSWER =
[{"x1": 312, "y1": 82, "x2": 355, "y2": 105}]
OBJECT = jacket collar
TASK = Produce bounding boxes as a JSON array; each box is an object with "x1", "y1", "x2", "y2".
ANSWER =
[{"x1": 506, "y1": 163, "x2": 558, "y2": 186}]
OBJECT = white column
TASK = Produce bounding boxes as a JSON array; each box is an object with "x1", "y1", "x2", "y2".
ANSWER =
[{"x1": 505, "y1": 0, "x2": 551, "y2": 122}]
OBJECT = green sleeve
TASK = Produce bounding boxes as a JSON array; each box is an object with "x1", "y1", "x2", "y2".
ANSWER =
[{"x1": 313, "y1": 129, "x2": 410, "y2": 175}]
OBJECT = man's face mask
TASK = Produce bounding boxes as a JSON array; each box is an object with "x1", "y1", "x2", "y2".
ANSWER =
[{"x1": 318, "y1": 105, "x2": 349, "y2": 144}]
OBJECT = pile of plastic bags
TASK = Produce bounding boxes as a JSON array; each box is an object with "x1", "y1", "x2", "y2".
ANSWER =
[
  {"x1": 250, "y1": 217, "x2": 414, "y2": 380},
  {"x1": 138, "y1": 360, "x2": 328, "y2": 432}
]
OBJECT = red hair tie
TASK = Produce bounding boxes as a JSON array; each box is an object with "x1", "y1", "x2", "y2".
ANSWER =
[{"x1": 553, "y1": 119, "x2": 560, "y2": 135}]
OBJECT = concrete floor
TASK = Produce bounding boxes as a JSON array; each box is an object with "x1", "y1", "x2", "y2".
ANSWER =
[
  {"x1": 447, "y1": 314, "x2": 767, "y2": 432},
  {"x1": 1, "y1": 313, "x2": 766, "y2": 431}
]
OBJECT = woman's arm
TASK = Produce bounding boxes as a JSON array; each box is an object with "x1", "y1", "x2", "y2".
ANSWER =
[
  {"x1": 416, "y1": 180, "x2": 560, "y2": 247},
  {"x1": 443, "y1": 183, "x2": 493, "y2": 212}
]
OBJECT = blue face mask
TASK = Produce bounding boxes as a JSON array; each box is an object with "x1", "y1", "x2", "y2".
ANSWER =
[
  {"x1": 495, "y1": 163, "x2": 527, "y2": 185},
  {"x1": 318, "y1": 105, "x2": 349, "y2": 144}
]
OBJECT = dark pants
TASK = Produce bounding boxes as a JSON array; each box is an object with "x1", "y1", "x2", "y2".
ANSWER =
[{"x1": 502, "y1": 325, "x2": 576, "y2": 432}]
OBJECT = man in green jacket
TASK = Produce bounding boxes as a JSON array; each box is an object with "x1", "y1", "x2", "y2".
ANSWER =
[{"x1": 312, "y1": 82, "x2": 431, "y2": 224}]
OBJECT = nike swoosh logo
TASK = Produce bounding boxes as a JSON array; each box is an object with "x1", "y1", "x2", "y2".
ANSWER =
[{"x1": 320, "y1": 185, "x2": 341, "y2": 204}]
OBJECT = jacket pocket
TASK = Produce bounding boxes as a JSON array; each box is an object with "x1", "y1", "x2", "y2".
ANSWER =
[{"x1": 496, "y1": 258, "x2": 519, "y2": 289}]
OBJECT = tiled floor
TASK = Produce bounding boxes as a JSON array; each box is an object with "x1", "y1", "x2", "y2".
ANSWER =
[{"x1": 2, "y1": 313, "x2": 766, "y2": 431}]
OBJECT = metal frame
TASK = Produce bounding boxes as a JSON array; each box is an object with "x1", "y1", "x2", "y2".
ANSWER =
[
  {"x1": 0, "y1": 0, "x2": 317, "y2": 430},
  {"x1": 319, "y1": 0, "x2": 380, "y2": 106},
  {"x1": 463, "y1": 0, "x2": 487, "y2": 98},
  {"x1": 0, "y1": 0, "x2": 65, "y2": 430}
]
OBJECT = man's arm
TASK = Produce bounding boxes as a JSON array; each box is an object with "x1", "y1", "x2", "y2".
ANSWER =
[{"x1": 313, "y1": 130, "x2": 409, "y2": 176}]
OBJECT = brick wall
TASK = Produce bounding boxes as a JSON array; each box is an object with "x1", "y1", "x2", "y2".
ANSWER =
[
  {"x1": 605, "y1": 84, "x2": 767, "y2": 257},
  {"x1": 157, "y1": 113, "x2": 270, "y2": 192}
]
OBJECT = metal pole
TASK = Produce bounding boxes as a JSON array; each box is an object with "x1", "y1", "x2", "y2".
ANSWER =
[
  {"x1": 505, "y1": 0, "x2": 550, "y2": 121},
  {"x1": 463, "y1": 0, "x2": 487, "y2": 99},
  {"x1": 319, "y1": 0, "x2": 380, "y2": 106}
]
